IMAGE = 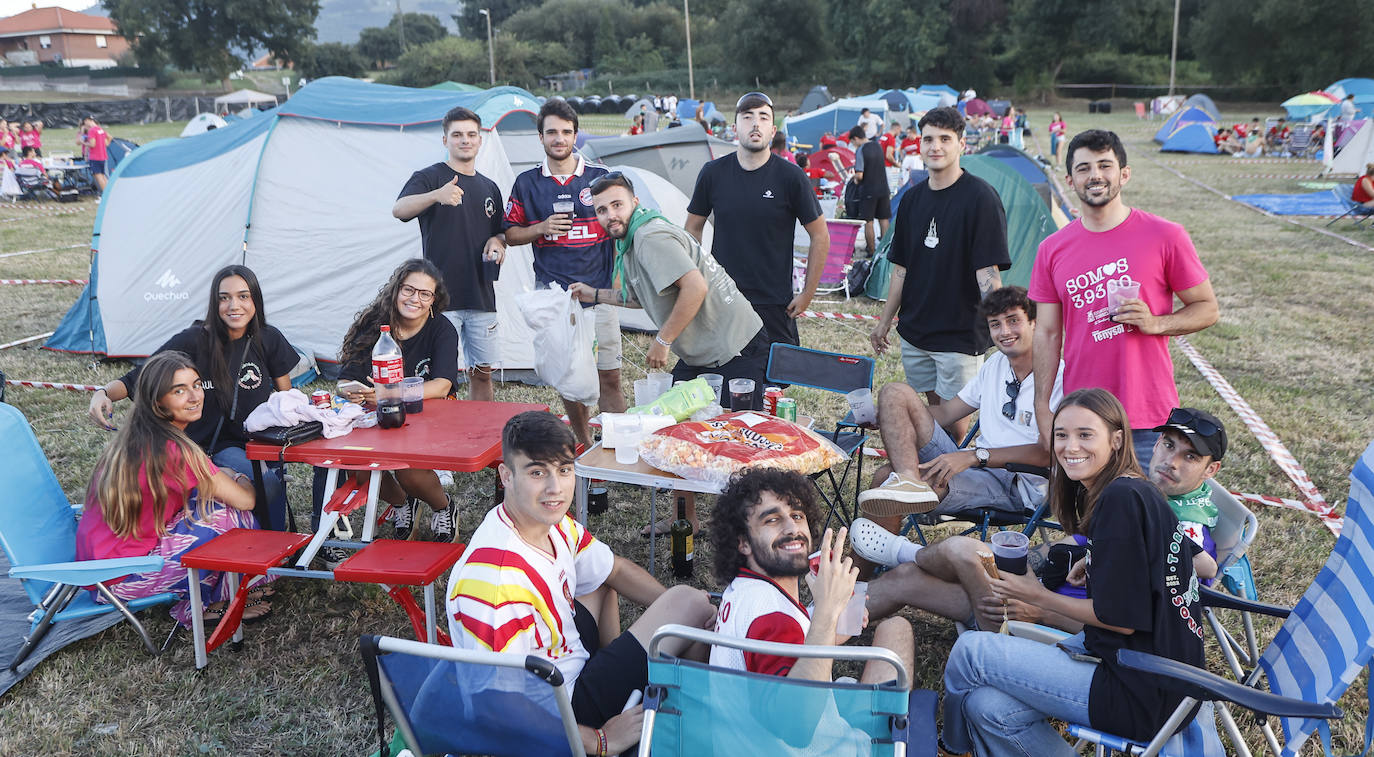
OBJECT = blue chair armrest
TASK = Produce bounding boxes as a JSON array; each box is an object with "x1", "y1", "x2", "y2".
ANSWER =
[
  {"x1": 10, "y1": 556, "x2": 164, "y2": 586},
  {"x1": 1199, "y1": 585, "x2": 1290, "y2": 618},
  {"x1": 1116, "y1": 649, "x2": 1342, "y2": 721}
]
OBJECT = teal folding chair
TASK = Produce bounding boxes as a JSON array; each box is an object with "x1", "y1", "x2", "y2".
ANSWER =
[
  {"x1": 638, "y1": 624, "x2": 937, "y2": 756},
  {"x1": 359, "y1": 634, "x2": 585, "y2": 757},
  {"x1": 0, "y1": 401, "x2": 176, "y2": 671}
]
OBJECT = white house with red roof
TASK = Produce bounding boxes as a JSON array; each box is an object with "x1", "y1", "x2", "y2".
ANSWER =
[{"x1": 0, "y1": 6, "x2": 128, "y2": 68}]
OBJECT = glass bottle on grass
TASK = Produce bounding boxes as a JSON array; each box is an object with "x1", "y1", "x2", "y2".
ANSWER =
[{"x1": 671, "y1": 496, "x2": 694, "y2": 579}]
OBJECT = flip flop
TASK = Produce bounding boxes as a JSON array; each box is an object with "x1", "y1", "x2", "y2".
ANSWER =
[{"x1": 246, "y1": 583, "x2": 277, "y2": 600}]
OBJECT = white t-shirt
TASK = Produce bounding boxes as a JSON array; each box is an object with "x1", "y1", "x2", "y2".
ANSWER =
[
  {"x1": 957, "y1": 350, "x2": 1065, "y2": 449},
  {"x1": 710, "y1": 569, "x2": 811, "y2": 676},
  {"x1": 445, "y1": 504, "x2": 615, "y2": 693},
  {"x1": 899, "y1": 153, "x2": 924, "y2": 186},
  {"x1": 859, "y1": 112, "x2": 883, "y2": 139}
]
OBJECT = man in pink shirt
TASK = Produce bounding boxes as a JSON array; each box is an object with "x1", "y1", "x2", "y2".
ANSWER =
[
  {"x1": 1029, "y1": 129, "x2": 1218, "y2": 468},
  {"x1": 80, "y1": 116, "x2": 112, "y2": 192}
]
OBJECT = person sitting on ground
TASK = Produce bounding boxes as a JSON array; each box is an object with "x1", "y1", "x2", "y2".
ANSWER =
[
  {"x1": 1243, "y1": 118, "x2": 1264, "y2": 156},
  {"x1": 627, "y1": 113, "x2": 645, "y2": 136},
  {"x1": 329, "y1": 258, "x2": 459, "y2": 549},
  {"x1": 1266, "y1": 118, "x2": 1290, "y2": 152},
  {"x1": 76, "y1": 351, "x2": 273, "y2": 626},
  {"x1": 1353, "y1": 162, "x2": 1374, "y2": 209},
  {"x1": 853, "y1": 286, "x2": 1062, "y2": 567},
  {"x1": 1215, "y1": 127, "x2": 1242, "y2": 155},
  {"x1": 89, "y1": 265, "x2": 296, "y2": 530},
  {"x1": 939, "y1": 388, "x2": 1205, "y2": 756},
  {"x1": 709, "y1": 468, "x2": 913, "y2": 686},
  {"x1": 856, "y1": 402, "x2": 1224, "y2": 634},
  {"x1": 446, "y1": 411, "x2": 716, "y2": 757}
]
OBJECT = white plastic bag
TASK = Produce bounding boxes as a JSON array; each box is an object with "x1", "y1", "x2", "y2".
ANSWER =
[{"x1": 516, "y1": 285, "x2": 599, "y2": 405}]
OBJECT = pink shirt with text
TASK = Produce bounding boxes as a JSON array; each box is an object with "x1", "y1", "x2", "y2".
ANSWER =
[
  {"x1": 1028, "y1": 208, "x2": 1209, "y2": 429},
  {"x1": 86, "y1": 126, "x2": 109, "y2": 160}
]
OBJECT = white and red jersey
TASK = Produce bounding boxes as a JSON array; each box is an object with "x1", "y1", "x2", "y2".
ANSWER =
[
  {"x1": 445, "y1": 504, "x2": 614, "y2": 693},
  {"x1": 710, "y1": 568, "x2": 811, "y2": 676}
]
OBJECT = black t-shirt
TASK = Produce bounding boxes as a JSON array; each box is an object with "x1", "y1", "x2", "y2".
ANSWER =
[
  {"x1": 120, "y1": 324, "x2": 298, "y2": 453},
  {"x1": 888, "y1": 170, "x2": 1011, "y2": 354},
  {"x1": 858, "y1": 140, "x2": 887, "y2": 196},
  {"x1": 339, "y1": 315, "x2": 459, "y2": 392},
  {"x1": 397, "y1": 163, "x2": 504, "y2": 312},
  {"x1": 687, "y1": 153, "x2": 821, "y2": 306},
  {"x1": 1083, "y1": 476, "x2": 1206, "y2": 741}
]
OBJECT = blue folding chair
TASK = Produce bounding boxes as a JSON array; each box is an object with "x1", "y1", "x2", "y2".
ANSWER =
[
  {"x1": 765, "y1": 343, "x2": 875, "y2": 527},
  {"x1": 0, "y1": 401, "x2": 176, "y2": 671},
  {"x1": 359, "y1": 634, "x2": 585, "y2": 757},
  {"x1": 638, "y1": 624, "x2": 937, "y2": 756}
]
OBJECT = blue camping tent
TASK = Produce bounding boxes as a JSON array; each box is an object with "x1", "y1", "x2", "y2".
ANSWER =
[
  {"x1": 1327, "y1": 78, "x2": 1374, "y2": 100},
  {"x1": 1154, "y1": 105, "x2": 1218, "y2": 143},
  {"x1": 1160, "y1": 122, "x2": 1219, "y2": 154},
  {"x1": 914, "y1": 84, "x2": 959, "y2": 99},
  {"x1": 783, "y1": 97, "x2": 887, "y2": 150},
  {"x1": 675, "y1": 99, "x2": 724, "y2": 124}
]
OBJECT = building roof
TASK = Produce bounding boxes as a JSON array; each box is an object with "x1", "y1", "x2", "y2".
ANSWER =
[{"x1": 0, "y1": 7, "x2": 119, "y2": 38}]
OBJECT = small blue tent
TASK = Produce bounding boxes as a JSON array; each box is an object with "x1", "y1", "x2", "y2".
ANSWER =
[
  {"x1": 1154, "y1": 105, "x2": 1218, "y2": 143},
  {"x1": 675, "y1": 99, "x2": 724, "y2": 124},
  {"x1": 1160, "y1": 122, "x2": 1219, "y2": 154},
  {"x1": 783, "y1": 97, "x2": 888, "y2": 150}
]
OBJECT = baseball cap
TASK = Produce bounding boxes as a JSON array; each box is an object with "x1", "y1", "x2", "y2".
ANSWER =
[
  {"x1": 1152, "y1": 407, "x2": 1227, "y2": 460},
  {"x1": 735, "y1": 91, "x2": 773, "y2": 114}
]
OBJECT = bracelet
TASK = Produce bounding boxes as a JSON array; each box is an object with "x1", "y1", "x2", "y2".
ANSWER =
[
  {"x1": 654, "y1": 334, "x2": 672, "y2": 347},
  {"x1": 596, "y1": 727, "x2": 607, "y2": 756}
]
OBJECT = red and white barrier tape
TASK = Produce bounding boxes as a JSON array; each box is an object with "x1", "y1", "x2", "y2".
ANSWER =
[
  {"x1": 4, "y1": 378, "x2": 101, "y2": 392},
  {"x1": 1175, "y1": 336, "x2": 1341, "y2": 536},
  {"x1": 800, "y1": 310, "x2": 880, "y2": 322},
  {"x1": 0, "y1": 278, "x2": 86, "y2": 285},
  {"x1": 0, "y1": 243, "x2": 85, "y2": 259},
  {"x1": 0, "y1": 332, "x2": 53, "y2": 350}
]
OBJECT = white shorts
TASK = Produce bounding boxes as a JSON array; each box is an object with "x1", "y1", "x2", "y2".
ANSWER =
[{"x1": 899, "y1": 336, "x2": 982, "y2": 400}]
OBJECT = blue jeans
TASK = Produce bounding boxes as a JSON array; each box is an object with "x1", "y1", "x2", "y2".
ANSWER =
[
  {"x1": 942, "y1": 631, "x2": 1096, "y2": 756},
  {"x1": 1133, "y1": 429, "x2": 1159, "y2": 471},
  {"x1": 212, "y1": 445, "x2": 287, "y2": 531}
]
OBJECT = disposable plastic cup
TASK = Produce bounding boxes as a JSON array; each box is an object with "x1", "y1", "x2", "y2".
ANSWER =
[
  {"x1": 604, "y1": 414, "x2": 641, "y2": 449},
  {"x1": 837, "y1": 581, "x2": 868, "y2": 636},
  {"x1": 615, "y1": 433, "x2": 641, "y2": 465},
  {"x1": 845, "y1": 388, "x2": 877, "y2": 427},
  {"x1": 647, "y1": 372, "x2": 673, "y2": 400},
  {"x1": 989, "y1": 531, "x2": 1030, "y2": 575},
  {"x1": 552, "y1": 200, "x2": 575, "y2": 215},
  {"x1": 728, "y1": 378, "x2": 756, "y2": 412},
  {"x1": 401, "y1": 376, "x2": 424, "y2": 414},
  {"x1": 1106, "y1": 280, "x2": 1141, "y2": 317},
  {"x1": 633, "y1": 379, "x2": 652, "y2": 408},
  {"x1": 701, "y1": 373, "x2": 724, "y2": 402}
]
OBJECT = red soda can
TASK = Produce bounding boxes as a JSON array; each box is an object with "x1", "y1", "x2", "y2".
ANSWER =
[
  {"x1": 763, "y1": 387, "x2": 784, "y2": 415},
  {"x1": 311, "y1": 390, "x2": 332, "y2": 409}
]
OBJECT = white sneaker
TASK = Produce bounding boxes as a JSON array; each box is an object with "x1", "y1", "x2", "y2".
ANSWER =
[
  {"x1": 857, "y1": 472, "x2": 939, "y2": 517},
  {"x1": 849, "y1": 518, "x2": 910, "y2": 568}
]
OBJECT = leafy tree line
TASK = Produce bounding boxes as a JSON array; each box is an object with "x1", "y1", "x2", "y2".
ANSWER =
[{"x1": 108, "y1": 0, "x2": 1374, "y2": 97}]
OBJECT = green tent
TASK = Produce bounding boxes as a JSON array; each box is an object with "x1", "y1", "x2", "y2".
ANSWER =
[
  {"x1": 427, "y1": 81, "x2": 484, "y2": 92},
  {"x1": 960, "y1": 154, "x2": 1059, "y2": 289}
]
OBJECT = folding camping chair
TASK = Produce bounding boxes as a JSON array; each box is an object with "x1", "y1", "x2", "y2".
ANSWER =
[
  {"x1": 639, "y1": 624, "x2": 937, "y2": 756},
  {"x1": 1013, "y1": 439, "x2": 1374, "y2": 757},
  {"x1": 794, "y1": 219, "x2": 866, "y2": 301},
  {"x1": 0, "y1": 402, "x2": 177, "y2": 671},
  {"x1": 1324, "y1": 191, "x2": 1374, "y2": 228},
  {"x1": 1285, "y1": 124, "x2": 1317, "y2": 158},
  {"x1": 359, "y1": 634, "x2": 585, "y2": 757},
  {"x1": 765, "y1": 343, "x2": 875, "y2": 527}
]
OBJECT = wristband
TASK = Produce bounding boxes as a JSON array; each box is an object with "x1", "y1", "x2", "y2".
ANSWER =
[
  {"x1": 654, "y1": 334, "x2": 672, "y2": 348},
  {"x1": 596, "y1": 728, "x2": 607, "y2": 756}
]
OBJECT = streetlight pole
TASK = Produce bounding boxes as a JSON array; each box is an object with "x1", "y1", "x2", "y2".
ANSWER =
[
  {"x1": 1167, "y1": 0, "x2": 1180, "y2": 98},
  {"x1": 683, "y1": 0, "x2": 694, "y2": 100},
  {"x1": 479, "y1": 8, "x2": 495, "y2": 86},
  {"x1": 396, "y1": 0, "x2": 405, "y2": 51}
]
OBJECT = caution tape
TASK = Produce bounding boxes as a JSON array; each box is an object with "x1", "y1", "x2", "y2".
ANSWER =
[
  {"x1": 0, "y1": 278, "x2": 86, "y2": 285},
  {"x1": 0, "y1": 207, "x2": 93, "y2": 224},
  {"x1": 1174, "y1": 336, "x2": 1342, "y2": 536},
  {"x1": 0, "y1": 332, "x2": 53, "y2": 350},
  {"x1": 800, "y1": 310, "x2": 880, "y2": 322},
  {"x1": 4, "y1": 378, "x2": 102, "y2": 392},
  {"x1": 0, "y1": 243, "x2": 86, "y2": 259}
]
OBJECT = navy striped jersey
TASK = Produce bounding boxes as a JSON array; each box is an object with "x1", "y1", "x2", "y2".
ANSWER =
[{"x1": 503, "y1": 156, "x2": 615, "y2": 290}]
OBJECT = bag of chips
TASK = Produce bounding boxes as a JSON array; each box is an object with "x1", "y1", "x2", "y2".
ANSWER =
[{"x1": 639, "y1": 411, "x2": 848, "y2": 487}]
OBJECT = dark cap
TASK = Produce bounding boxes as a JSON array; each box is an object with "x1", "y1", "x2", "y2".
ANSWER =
[
  {"x1": 735, "y1": 91, "x2": 773, "y2": 114},
  {"x1": 1152, "y1": 407, "x2": 1227, "y2": 460}
]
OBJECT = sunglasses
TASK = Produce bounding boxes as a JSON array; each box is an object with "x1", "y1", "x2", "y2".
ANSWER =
[
  {"x1": 736, "y1": 91, "x2": 774, "y2": 110},
  {"x1": 588, "y1": 170, "x2": 626, "y2": 195},
  {"x1": 1166, "y1": 407, "x2": 1221, "y2": 437},
  {"x1": 1002, "y1": 378, "x2": 1021, "y2": 420}
]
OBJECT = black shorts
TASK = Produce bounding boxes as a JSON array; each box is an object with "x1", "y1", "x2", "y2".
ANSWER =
[
  {"x1": 752, "y1": 303, "x2": 799, "y2": 348},
  {"x1": 570, "y1": 600, "x2": 649, "y2": 728},
  {"x1": 853, "y1": 190, "x2": 892, "y2": 221},
  {"x1": 672, "y1": 328, "x2": 769, "y2": 408},
  {"x1": 87, "y1": 159, "x2": 106, "y2": 176}
]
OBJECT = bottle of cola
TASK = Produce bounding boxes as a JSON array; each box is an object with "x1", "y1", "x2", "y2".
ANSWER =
[{"x1": 372, "y1": 325, "x2": 406, "y2": 429}]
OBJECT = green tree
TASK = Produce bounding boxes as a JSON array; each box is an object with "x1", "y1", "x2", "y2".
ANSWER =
[
  {"x1": 454, "y1": 0, "x2": 540, "y2": 40},
  {"x1": 387, "y1": 34, "x2": 572, "y2": 89},
  {"x1": 390, "y1": 12, "x2": 447, "y2": 48},
  {"x1": 1191, "y1": 0, "x2": 1374, "y2": 91},
  {"x1": 106, "y1": 0, "x2": 319, "y2": 81},
  {"x1": 297, "y1": 41, "x2": 365, "y2": 79},
  {"x1": 357, "y1": 26, "x2": 401, "y2": 67},
  {"x1": 720, "y1": 0, "x2": 829, "y2": 84},
  {"x1": 827, "y1": 0, "x2": 951, "y2": 85}
]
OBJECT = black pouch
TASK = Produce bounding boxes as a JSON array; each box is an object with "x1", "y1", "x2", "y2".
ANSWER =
[
  {"x1": 247, "y1": 421, "x2": 323, "y2": 446},
  {"x1": 1041, "y1": 542, "x2": 1089, "y2": 591}
]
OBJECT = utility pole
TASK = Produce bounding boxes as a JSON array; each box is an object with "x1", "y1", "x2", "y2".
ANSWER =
[
  {"x1": 1167, "y1": 0, "x2": 1180, "y2": 97},
  {"x1": 683, "y1": 0, "x2": 694, "y2": 100},
  {"x1": 480, "y1": 8, "x2": 495, "y2": 85},
  {"x1": 396, "y1": 0, "x2": 406, "y2": 51}
]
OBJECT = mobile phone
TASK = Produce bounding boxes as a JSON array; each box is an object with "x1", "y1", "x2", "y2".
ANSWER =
[{"x1": 338, "y1": 380, "x2": 367, "y2": 394}]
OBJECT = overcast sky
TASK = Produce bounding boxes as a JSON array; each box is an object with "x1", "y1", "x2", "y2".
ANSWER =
[{"x1": 0, "y1": 1, "x2": 98, "y2": 18}]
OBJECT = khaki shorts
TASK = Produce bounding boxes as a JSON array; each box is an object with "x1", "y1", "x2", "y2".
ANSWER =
[
  {"x1": 592, "y1": 304, "x2": 622, "y2": 371},
  {"x1": 899, "y1": 336, "x2": 982, "y2": 400}
]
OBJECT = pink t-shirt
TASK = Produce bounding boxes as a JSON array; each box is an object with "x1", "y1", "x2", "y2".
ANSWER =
[
  {"x1": 19, "y1": 130, "x2": 37, "y2": 148},
  {"x1": 1028, "y1": 208, "x2": 1209, "y2": 429},
  {"x1": 75, "y1": 442, "x2": 217, "y2": 561},
  {"x1": 86, "y1": 126, "x2": 109, "y2": 161},
  {"x1": 0, "y1": 132, "x2": 13, "y2": 150}
]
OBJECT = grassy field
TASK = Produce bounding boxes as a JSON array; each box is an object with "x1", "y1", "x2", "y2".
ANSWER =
[{"x1": 1, "y1": 102, "x2": 1372, "y2": 755}]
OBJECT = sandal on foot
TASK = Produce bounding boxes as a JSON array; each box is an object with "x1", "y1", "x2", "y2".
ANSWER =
[{"x1": 241, "y1": 598, "x2": 273, "y2": 624}]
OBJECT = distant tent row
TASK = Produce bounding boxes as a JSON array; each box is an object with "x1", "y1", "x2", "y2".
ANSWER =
[
  {"x1": 577, "y1": 121, "x2": 733, "y2": 198},
  {"x1": 783, "y1": 97, "x2": 889, "y2": 150},
  {"x1": 1155, "y1": 94, "x2": 1220, "y2": 154}
]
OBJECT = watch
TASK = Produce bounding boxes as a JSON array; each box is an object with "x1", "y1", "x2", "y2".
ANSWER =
[{"x1": 974, "y1": 447, "x2": 990, "y2": 468}]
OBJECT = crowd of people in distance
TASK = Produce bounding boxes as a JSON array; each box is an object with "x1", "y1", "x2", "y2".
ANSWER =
[{"x1": 73, "y1": 88, "x2": 1228, "y2": 756}]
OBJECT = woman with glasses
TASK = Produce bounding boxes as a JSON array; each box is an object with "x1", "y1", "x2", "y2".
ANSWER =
[
  {"x1": 325, "y1": 259, "x2": 459, "y2": 546},
  {"x1": 88, "y1": 265, "x2": 297, "y2": 530}
]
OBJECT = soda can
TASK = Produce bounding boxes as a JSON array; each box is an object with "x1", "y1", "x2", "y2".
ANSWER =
[
  {"x1": 763, "y1": 387, "x2": 784, "y2": 415},
  {"x1": 311, "y1": 390, "x2": 332, "y2": 409},
  {"x1": 776, "y1": 397, "x2": 798, "y2": 422}
]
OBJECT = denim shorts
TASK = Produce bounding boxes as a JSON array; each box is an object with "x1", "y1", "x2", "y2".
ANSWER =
[{"x1": 443, "y1": 309, "x2": 500, "y2": 368}]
